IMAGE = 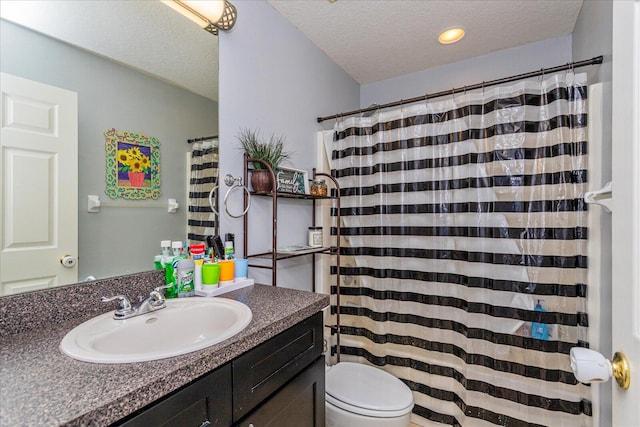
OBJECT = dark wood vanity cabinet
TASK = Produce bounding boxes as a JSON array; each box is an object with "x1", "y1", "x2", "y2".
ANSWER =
[
  {"x1": 115, "y1": 312, "x2": 324, "y2": 427},
  {"x1": 233, "y1": 312, "x2": 324, "y2": 426},
  {"x1": 118, "y1": 364, "x2": 233, "y2": 427},
  {"x1": 235, "y1": 357, "x2": 324, "y2": 427}
]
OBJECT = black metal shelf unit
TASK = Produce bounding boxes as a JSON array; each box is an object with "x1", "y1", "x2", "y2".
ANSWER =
[{"x1": 242, "y1": 155, "x2": 341, "y2": 292}]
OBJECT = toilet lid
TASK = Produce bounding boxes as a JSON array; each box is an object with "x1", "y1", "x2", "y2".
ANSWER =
[{"x1": 326, "y1": 362, "x2": 414, "y2": 416}]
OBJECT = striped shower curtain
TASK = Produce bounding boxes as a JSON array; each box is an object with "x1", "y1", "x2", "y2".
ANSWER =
[
  {"x1": 326, "y1": 73, "x2": 591, "y2": 426},
  {"x1": 188, "y1": 138, "x2": 219, "y2": 244}
]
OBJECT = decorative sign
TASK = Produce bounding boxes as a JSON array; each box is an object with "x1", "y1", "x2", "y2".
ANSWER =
[
  {"x1": 276, "y1": 167, "x2": 309, "y2": 194},
  {"x1": 104, "y1": 128, "x2": 161, "y2": 200}
]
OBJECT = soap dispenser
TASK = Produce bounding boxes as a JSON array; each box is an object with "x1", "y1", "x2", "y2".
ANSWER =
[{"x1": 531, "y1": 299, "x2": 549, "y2": 340}]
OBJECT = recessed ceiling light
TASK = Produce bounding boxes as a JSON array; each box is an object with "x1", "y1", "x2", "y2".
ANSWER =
[{"x1": 438, "y1": 27, "x2": 465, "y2": 45}]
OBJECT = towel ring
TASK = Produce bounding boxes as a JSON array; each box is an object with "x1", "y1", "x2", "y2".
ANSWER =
[
  {"x1": 208, "y1": 185, "x2": 219, "y2": 216},
  {"x1": 224, "y1": 180, "x2": 251, "y2": 218}
]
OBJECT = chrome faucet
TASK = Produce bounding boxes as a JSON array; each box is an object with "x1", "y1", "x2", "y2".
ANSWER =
[{"x1": 101, "y1": 285, "x2": 170, "y2": 320}]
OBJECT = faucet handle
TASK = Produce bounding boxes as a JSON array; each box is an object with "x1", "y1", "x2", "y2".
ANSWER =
[
  {"x1": 148, "y1": 285, "x2": 171, "y2": 307},
  {"x1": 101, "y1": 295, "x2": 133, "y2": 317},
  {"x1": 154, "y1": 284, "x2": 171, "y2": 293}
]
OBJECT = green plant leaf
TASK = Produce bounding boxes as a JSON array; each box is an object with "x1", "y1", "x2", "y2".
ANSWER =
[{"x1": 236, "y1": 127, "x2": 290, "y2": 170}]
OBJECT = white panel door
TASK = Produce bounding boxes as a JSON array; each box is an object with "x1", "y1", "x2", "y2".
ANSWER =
[
  {"x1": 611, "y1": 0, "x2": 640, "y2": 425},
  {"x1": 0, "y1": 73, "x2": 78, "y2": 295}
]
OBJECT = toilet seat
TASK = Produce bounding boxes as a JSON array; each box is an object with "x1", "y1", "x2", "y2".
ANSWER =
[{"x1": 325, "y1": 362, "x2": 414, "y2": 418}]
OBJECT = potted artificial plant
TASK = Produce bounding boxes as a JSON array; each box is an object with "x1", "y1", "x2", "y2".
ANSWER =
[{"x1": 237, "y1": 128, "x2": 290, "y2": 193}]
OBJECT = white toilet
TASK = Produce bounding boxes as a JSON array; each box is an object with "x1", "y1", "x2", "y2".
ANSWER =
[{"x1": 325, "y1": 362, "x2": 414, "y2": 427}]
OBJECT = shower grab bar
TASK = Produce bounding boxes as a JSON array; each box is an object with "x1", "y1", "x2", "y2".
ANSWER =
[{"x1": 584, "y1": 181, "x2": 612, "y2": 213}]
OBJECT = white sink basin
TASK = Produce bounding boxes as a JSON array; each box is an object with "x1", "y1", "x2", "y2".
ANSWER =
[{"x1": 60, "y1": 297, "x2": 252, "y2": 364}]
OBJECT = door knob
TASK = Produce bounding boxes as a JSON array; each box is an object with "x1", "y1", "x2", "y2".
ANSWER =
[
  {"x1": 570, "y1": 347, "x2": 631, "y2": 390},
  {"x1": 60, "y1": 255, "x2": 77, "y2": 268}
]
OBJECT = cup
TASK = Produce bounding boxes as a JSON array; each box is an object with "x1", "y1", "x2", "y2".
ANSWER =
[
  {"x1": 218, "y1": 260, "x2": 235, "y2": 284},
  {"x1": 202, "y1": 263, "x2": 220, "y2": 286},
  {"x1": 234, "y1": 259, "x2": 249, "y2": 279}
]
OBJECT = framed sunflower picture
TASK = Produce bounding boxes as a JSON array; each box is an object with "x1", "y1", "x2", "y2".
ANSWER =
[{"x1": 104, "y1": 128, "x2": 161, "y2": 200}]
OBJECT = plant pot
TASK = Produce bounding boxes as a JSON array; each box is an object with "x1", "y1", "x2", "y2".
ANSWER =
[
  {"x1": 251, "y1": 169, "x2": 273, "y2": 193},
  {"x1": 128, "y1": 171, "x2": 145, "y2": 187}
]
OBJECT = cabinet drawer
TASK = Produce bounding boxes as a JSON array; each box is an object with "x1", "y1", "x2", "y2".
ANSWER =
[
  {"x1": 232, "y1": 312, "x2": 323, "y2": 421},
  {"x1": 116, "y1": 363, "x2": 232, "y2": 427}
]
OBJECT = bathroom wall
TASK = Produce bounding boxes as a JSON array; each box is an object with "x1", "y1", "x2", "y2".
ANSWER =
[
  {"x1": 218, "y1": 0, "x2": 359, "y2": 290},
  {"x1": 1, "y1": 20, "x2": 218, "y2": 280},
  {"x1": 572, "y1": 2, "x2": 614, "y2": 426},
  {"x1": 360, "y1": 34, "x2": 572, "y2": 107}
]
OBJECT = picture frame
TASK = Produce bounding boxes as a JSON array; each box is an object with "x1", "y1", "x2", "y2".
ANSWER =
[
  {"x1": 104, "y1": 128, "x2": 161, "y2": 200},
  {"x1": 275, "y1": 167, "x2": 309, "y2": 194}
]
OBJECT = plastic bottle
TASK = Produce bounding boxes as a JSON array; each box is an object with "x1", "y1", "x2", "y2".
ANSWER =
[
  {"x1": 153, "y1": 255, "x2": 163, "y2": 270},
  {"x1": 224, "y1": 241, "x2": 235, "y2": 260},
  {"x1": 531, "y1": 299, "x2": 549, "y2": 340},
  {"x1": 161, "y1": 240, "x2": 171, "y2": 257},
  {"x1": 164, "y1": 254, "x2": 185, "y2": 299},
  {"x1": 190, "y1": 243, "x2": 206, "y2": 291},
  {"x1": 172, "y1": 241, "x2": 183, "y2": 257},
  {"x1": 176, "y1": 258, "x2": 195, "y2": 297}
]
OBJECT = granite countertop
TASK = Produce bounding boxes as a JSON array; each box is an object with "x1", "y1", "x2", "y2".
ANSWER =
[{"x1": 0, "y1": 281, "x2": 328, "y2": 426}]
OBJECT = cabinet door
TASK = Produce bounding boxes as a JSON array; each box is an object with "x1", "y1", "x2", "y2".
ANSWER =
[
  {"x1": 232, "y1": 312, "x2": 323, "y2": 421},
  {"x1": 117, "y1": 363, "x2": 232, "y2": 427},
  {"x1": 237, "y1": 356, "x2": 325, "y2": 427}
]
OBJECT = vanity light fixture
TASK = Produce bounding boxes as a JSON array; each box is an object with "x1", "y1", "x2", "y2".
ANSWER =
[
  {"x1": 438, "y1": 27, "x2": 465, "y2": 45},
  {"x1": 161, "y1": 0, "x2": 237, "y2": 35}
]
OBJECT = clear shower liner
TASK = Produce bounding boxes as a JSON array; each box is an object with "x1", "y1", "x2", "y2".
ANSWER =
[{"x1": 324, "y1": 72, "x2": 591, "y2": 426}]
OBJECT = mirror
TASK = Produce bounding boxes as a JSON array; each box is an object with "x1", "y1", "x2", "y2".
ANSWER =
[{"x1": 0, "y1": 1, "x2": 219, "y2": 294}]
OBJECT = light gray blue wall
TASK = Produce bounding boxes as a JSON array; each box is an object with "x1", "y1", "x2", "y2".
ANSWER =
[
  {"x1": 1, "y1": 19, "x2": 218, "y2": 280},
  {"x1": 572, "y1": 1, "x2": 613, "y2": 425},
  {"x1": 218, "y1": 0, "x2": 359, "y2": 290},
  {"x1": 361, "y1": 35, "x2": 572, "y2": 108}
]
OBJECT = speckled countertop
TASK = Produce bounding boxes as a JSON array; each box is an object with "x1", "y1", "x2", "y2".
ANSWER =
[{"x1": 0, "y1": 272, "x2": 328, "y2": 426}]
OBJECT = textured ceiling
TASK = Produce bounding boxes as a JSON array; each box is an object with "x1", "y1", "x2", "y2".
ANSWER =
[
  {"x1": 1, "y1": 1, "x2": 584, "y2": 99},
  {"x1": 0, "y1": 0, "x2": 219, "y2": 101},
  {"x1": 267, "y1": 0, "x2": 584, "y2": 84}
]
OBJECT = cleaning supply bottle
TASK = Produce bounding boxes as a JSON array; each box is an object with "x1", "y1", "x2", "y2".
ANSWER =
[
  {"x1": 224, "y1": 241, "x2": 235, "y2": 260},
  {"x1": 531, "y1": 299, "x2": 549, "y2": 340},
  {"x1": 161, "y1": 240, "x2": 171, "y2": 257},
  {"x1": 164, "y1": 242, "x2": 186, "y2": 299},
  {"x1": 190, "y1": 243, "x2": 206, "y2": 291},
  {"x1": 172, "y1": 241, "x2": 183, "y2": 257}
]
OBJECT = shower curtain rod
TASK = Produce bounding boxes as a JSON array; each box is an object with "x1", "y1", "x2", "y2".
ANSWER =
[
  {"x1": 316, "y1": 55, "x2": 603, "y2": 123},
  {"x1": 187, "y1": 135, "x2": 218, "y2": 143}
]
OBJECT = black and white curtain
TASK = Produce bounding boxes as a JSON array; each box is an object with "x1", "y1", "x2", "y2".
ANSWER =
[
  {"x1": 188, "y1": 138, "x2": 219, "y2": 244},
  {"x1": 325, "y1": 73, "x2": 591, "y2": 426}
]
